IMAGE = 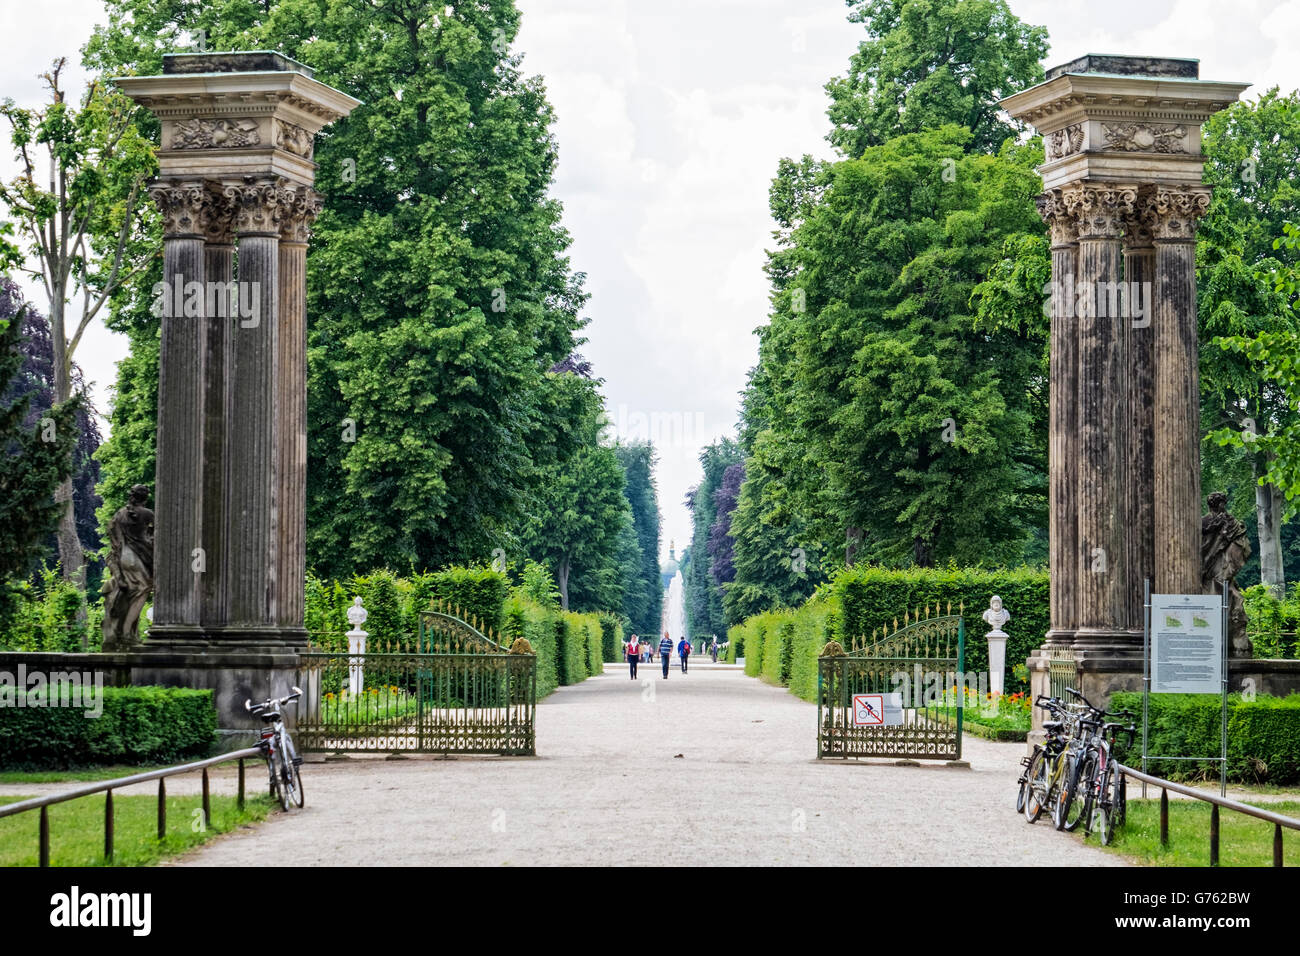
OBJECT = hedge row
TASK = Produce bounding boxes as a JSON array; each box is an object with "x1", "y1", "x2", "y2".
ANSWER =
[
  {"x1": 0, "y1": 687, "x2": 217, "y2": 770},
  {"x1": 1111, "y1": 691, "x2": 1300, "y2": 785},
  {"x1": 598, "y1": 614, "x2": 626, "y2": 663},
  {"x1": 305, "y1": 567, "x2": 509, "y2": 647},
  {"x1": 731, "y1": 565, "x2": 1050, "y2": 701}
]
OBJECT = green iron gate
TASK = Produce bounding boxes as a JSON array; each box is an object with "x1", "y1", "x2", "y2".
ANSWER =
[
  {"x1": 296, "y1": 609, "x2": 536, "y2": 755},
  {"x1": 817, "y1": 607, "x2": 965, "y2": 760}
]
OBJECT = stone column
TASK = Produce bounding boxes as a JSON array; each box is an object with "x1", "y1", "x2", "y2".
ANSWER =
[
  {"x1": 224, "y1": 177, "x2": 284, "y2": 639},
  {"x1": 275, "y1": 185, "x2": 322, "y2": 638},
  {"x1": 147, "y1": 181, "x2": 207, "y2": 637},
  {"x1": 1149, "y1": 185, "x2": 1211, "y2": 594},
  {"x1": 1124, "y1": 206, "x2": 1156, "y2": 630},
  {"x1": 1036, "y1": 189, "x2": 1078, "y2": 647},
  {"x1": 201, "y1": 186, "x2": 235, "y2": 630},
  {"x1": 1064, "y1": 183, "x2": 1135, "y2": 646}
]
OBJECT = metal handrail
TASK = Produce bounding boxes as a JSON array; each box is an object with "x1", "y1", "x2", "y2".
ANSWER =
[
  {"x1": 1116, "y1": 762, "x2": 1300, "y2": 867},
  {"x1": 0, "y1": 747, "x2": 264, "y2": 866}
]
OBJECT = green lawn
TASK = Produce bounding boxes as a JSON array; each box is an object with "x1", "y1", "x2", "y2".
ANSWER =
[
  {"x1": 0, "y1": 792, "x2": 273, "y2": 866},
  {"x1": 1088, "y1": 798, "x2": 1300, "y2": 867}
]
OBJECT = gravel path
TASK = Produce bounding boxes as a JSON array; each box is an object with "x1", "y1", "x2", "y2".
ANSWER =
[{"x1": 156, "y1": 661, "x2": 1123, "y2": 866}]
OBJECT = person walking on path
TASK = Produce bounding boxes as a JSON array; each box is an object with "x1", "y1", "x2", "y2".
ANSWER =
[
  {"x1": 659, "y1": 631, "x2": 673, "y2": 679},
  {"x1": 677, "y1": 637, "x2": 690, "y2": 673},
  {"x1": 710, "y1": 639, "x2": 718, "y2": 663},
  {"x1": 626, "y1": 634, "x2": 641, "y2": 680}
]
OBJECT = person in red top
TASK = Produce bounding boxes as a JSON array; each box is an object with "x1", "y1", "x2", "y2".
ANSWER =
[{"x1": 626, "y1": 634, "x2": 641, "y2": 680}]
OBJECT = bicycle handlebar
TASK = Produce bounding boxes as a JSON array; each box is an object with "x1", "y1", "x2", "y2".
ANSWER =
[{"x1": 245, "y1": 686, "x2": 303, "y2": 713}]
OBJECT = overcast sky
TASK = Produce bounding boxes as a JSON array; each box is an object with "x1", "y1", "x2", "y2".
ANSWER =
[{"x1": 3, "y1": 0, "x2": 1298, "y2": 562}]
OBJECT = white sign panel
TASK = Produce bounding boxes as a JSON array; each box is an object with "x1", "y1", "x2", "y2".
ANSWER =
[
  {"x1": 852, "y1": 693, "x2": 904, "y2": 726},
  {"x1": 1150, "y1": 593, "x2": 1222, "y2": 694}
]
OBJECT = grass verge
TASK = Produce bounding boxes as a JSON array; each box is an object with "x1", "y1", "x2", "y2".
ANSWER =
[
  {"x1": 1087, "y1": 798, "x2": 1300, "y2": 866},
  {"x1": 0, "y1": 792, "x2": 273, "y2": 866}
]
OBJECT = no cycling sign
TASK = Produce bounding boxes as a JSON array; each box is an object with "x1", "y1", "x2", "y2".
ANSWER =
[{"x1": 851, "y1": 693, "x2": 903, "y2": 726}]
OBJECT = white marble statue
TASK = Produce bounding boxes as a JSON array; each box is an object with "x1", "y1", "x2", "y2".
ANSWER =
[{"x1": 982, "y1": 595, "x2": 1010, "y2": 636}]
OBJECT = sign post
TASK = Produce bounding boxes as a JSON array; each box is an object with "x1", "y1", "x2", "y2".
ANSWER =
[{"x1": 1142, "y1": 579, "x2": 1229, "y2": 796}]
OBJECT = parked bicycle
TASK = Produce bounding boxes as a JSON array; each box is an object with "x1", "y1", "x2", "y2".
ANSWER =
[
  {"x1": 246, "y1": 687, "x2": 304, "y2": 811},
  {"x1": 1051, "y1": 687, "x2": 1135, "y2": 840},
  {"x1": 1020, "y1": 693, "x2": 1082, "y2": 825}
]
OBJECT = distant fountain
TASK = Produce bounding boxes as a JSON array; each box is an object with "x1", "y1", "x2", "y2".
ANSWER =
[{"x1": 665, "y1": 570, "x2": 686, "y2": 646}]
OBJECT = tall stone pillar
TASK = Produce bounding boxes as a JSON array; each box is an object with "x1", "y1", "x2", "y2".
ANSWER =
[
  {"x1": 1036, "y1": 189, "x2": 1078, "y2": 647},
  {"x1": 116, "y1": 52, "x2": 359, "y2": 656},
  {"x1": 1001, "y1": 54, "x2": 1246, "y2": 719},
  {"x1": 1123, "y1": 210, "x2": 1156, "y2": 630},
  {"x1": 1149, "y1": 185, "x2": 1212, "y2": 594},
  {"x1": 148, "y1": 182, "x2": 208, "y2": 639},
  {"x1": 1064, "y1": 183, "x2": 1134, "y2": 647}
]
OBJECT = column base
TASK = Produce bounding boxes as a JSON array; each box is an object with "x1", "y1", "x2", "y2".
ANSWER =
[
  {"x1": 145, "y1": 624, "x2": 309, "y2": 654},
  {"x1": 1070, "y1": 627, "x2": 1143, "y2": 653}
]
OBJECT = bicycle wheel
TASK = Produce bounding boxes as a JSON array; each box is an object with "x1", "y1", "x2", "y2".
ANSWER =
[
  {"x1": 1024, "y1": 749, "x2": 1049, "y2": 823},
  {"x1": 1017, "y1": 748, "x2": 1041, "y2": 814},
  {"x1": 282, "y1": 731, "x2": 305, "y2": 809},
  {"x1": 1114, "y1": 770, "x2": 1127, "y2": 827},
  {"x1": 1055, "y1": 752, "x2": 1093, "y2": 833},
  {"x1": 1094, "y1": 767, "x2": 1117, "y2": 846},
  {"x1": 264, "y1": 752, "x2": 281, "y2": 805},
  {"x1": 273, "y1": 743, "x2": 293, "y2": 812}
]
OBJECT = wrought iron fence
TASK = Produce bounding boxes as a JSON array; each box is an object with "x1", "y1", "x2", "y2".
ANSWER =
[
  {"x1": 295, "y1": 606, "x2": 536, "y2": 756},
  {"x1": 818, "y1": 605, "x2": 965, "y2": 761}
]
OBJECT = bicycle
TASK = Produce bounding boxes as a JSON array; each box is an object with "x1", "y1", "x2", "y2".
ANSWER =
[
  {"x1": 1022, "y1": 694, "x2": 1081, "y2": 824},
  {"x1": 246, "y1": 687, "x2": 305, "y2": 811},
  {"x1": 1052, "y1": 688, "x2": 1134, "y2": 836}
]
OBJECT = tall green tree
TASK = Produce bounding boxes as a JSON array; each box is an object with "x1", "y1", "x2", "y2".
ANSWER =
[
  {"x1": 0, "y1": 58, "x2": 154, "y2": 592},
  {"x1": 684, "y1": 437, "x2": 743, "y2": 636},
  {"x1": 613, "y1": 440, "x2": 662, "y2": 636},
  {"x1": 84, "y1": 0, "x2": 591, "y2": 576},
  {"x1": 0, "y1": 299, "x2": 82, "y2": 629},
  {"x1": 1199, "y1": 89, "x2": 1300, "y2": 594},
  {"x1": 752, "y1": 128, "x2": 1047, "y2": 567},
  {"x1": 825, "y1": 0, "x2": 1047, "y2": 159}
]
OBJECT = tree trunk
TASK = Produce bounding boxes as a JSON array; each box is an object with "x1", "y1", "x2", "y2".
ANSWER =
[
  {"x1": 845, "y1": 527, "x2": 862, "y2": 567},
  {"x1": 50, "y1": 296, "x2": 87, "y2": 635},
  {"x1": 1254, "y1": 453, "x2": 1285, "y2": 597},
  {"x1": 557, "y1": 555, "x2": 570, "y2": 611}
]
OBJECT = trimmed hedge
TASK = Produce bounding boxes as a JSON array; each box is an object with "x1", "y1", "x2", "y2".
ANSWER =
[
  {"x1": 832, "y1": 565, "x2": 1048, "y2": 693},
  {"x1": 502, "y1": 595, "x2": 560, "y2": 698},
  {"x1": 1111, "y1": 691, "x2": 1300, "y2": 785},
  {"x1": 733, "y1": 565, "x2": 1049, "y2": 702},
  {"x1": 0, "y1": 686, "x2": 217, "y2": 770},
  {"x1": 598, "y1": 614, "x2": 625, "y2": 663}
]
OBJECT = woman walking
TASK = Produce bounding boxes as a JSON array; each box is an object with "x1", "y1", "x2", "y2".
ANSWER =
[{"x1": 627, "y1": 633, "x2": 641, "y2": 680}]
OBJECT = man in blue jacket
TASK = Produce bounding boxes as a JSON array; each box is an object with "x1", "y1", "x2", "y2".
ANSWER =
[{"x1": 659, "y1": 631, "x2": 673, "y2": 679}]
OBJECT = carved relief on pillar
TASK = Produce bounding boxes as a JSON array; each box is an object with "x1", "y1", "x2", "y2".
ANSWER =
[
  {"x1": 171, "y1": 118, "x2": 262, "y2": 150},
  {"x1": 1060, "y1": 182, "x2": 1139, "y2": 239},
  {"x1": 1035, "y1": 189, "x2": 1078, "y2": 247},
  {"x1": 277, "y1": 184, "x2": 325, "y2": 244},
  {"x1": 148, "y1": 180, "x2": 208, "y2": 237},
  {"x1": 274, "y1": 119, "x2": 314, "y2": 159},
  {"x1": 223, "y1": 177, "x2": 288, "y2": 236},
  {"x1": 200, "y1": 183, "x2": 237, "y2": 246},
  {"x1": 1138, "y1": 185, "x2": 1212, "y2": 242}
]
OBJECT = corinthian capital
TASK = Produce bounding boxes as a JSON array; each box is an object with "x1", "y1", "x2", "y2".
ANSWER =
[
  {"x1": 1139, "y1": 185, "x2": 1212, "y2": 242},
  {"x1": 277, "y1": 184, "x2": 325, "y2": 244},
  {"x1": 148, "y1": 180, "x2": 207, "y2": 237},
  {"x1": 1035, "y1": 189, "x2": 1077, "y2": 247},
  {"x1": 1060, "y1": 182, "x2": 1139, "y2": 240},
  {"x1": 222, "y1": 176, "x2": 287, "y2": 236}
]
